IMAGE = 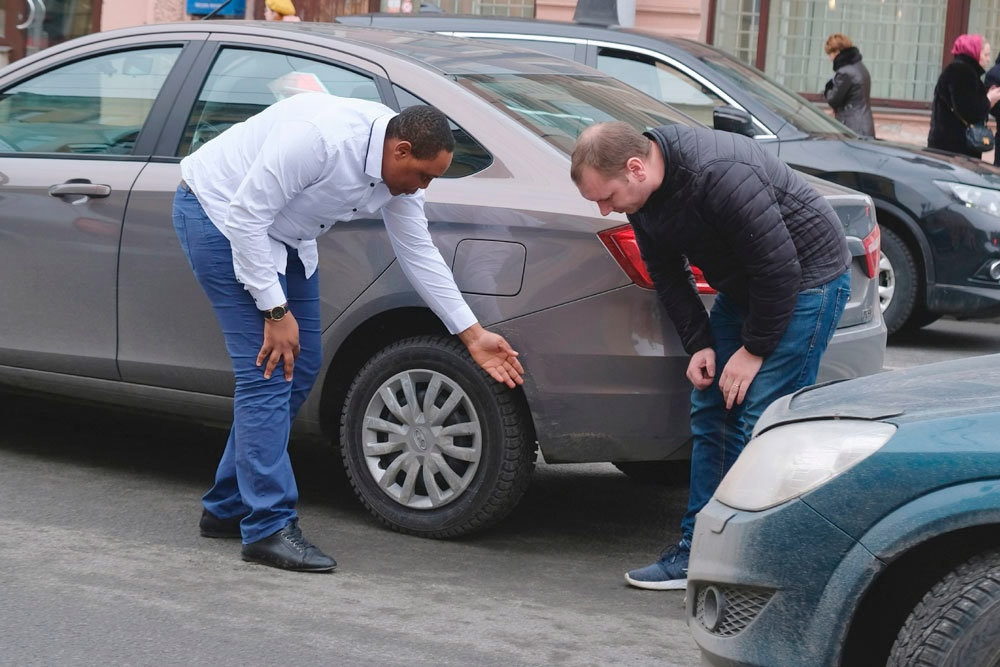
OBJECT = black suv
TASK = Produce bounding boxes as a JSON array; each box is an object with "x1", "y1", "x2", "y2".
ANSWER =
[{"x1": 338, "y1": 14, "x2": 1000, "y2": 335}]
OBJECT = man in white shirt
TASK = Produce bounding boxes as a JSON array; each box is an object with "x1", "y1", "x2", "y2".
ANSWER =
[{"x1": 172, "y1": 94, "x2": 524, "y2": 573}]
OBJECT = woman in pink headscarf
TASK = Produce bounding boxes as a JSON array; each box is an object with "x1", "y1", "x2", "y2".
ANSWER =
[{"x1": 928, "y1": 33, "x2": 1000, "y2": 157}]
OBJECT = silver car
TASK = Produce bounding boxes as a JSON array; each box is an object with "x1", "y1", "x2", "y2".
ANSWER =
[{"x1": 0, "y1": 22, "x2": 885, "y2": 537}]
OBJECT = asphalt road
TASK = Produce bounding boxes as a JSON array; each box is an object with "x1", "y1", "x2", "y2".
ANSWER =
[
  {"x1": 0, "y1": 394, "x2": 695, "y2": 666},
  {"x1": 2, "y1": 316, "x2": 997, "y2": 667}
]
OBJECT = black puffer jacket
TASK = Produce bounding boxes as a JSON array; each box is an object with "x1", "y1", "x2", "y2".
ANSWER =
[
  {"x1": 628, "y1": 125, "x2": 850, "y2": 358},
  {"x1": 928, "y1": 54, "x2": 991, "y2": 157},
  {"x1": 824, "y1": 47, "x2": 875, "y2": 137}
]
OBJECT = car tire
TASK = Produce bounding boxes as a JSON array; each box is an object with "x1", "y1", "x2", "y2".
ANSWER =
[
  {"x1": 339, "y1": 335, "x2": 536, "y2": 538},
  {"x1": 887, "y1": 549, "x2": 1000, "y2": 667},
  {"x1": 879, "y1": 227, "x2": 920, "y2": 336},
  {"x1": 613, "y1": 461, "x2": 690, "y2": 485}
]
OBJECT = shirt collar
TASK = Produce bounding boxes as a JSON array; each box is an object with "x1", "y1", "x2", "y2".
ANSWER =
[{"x1": 366, "y1": 113, "x2": 396, "y2": 182}]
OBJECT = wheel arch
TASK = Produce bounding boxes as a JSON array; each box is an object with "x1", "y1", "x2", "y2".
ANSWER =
[
  {"x1": 315, "y1": 306, "x2": 536, "y2": 448},
  {"x1": 317, "y1": 307, "x2": 448, "y2": 443},
  {"x1": 839, "y1": 486, "x2": 1000, "y2": 667},
  {"x1": 870, "y1": 199, "x2": 935, "y2": 289}
]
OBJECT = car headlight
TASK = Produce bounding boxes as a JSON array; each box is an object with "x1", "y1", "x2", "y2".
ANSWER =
[
  {"x1": 935, "y1": 181, "x2": 1000, "y2": 217},
  {"x1": 713, "y1": 419, "x2": 897, "y2": 511}
]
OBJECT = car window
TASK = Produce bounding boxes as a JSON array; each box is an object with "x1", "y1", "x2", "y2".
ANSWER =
[
  {"x1": 699, "y1": 53, "x2": 853, "y2": 136},
  {"x1": 596, "y1": 47, "x2": 726, "y2": 128},
  {"x1": 0, "y1": 47, "x2": 182, "y2": 155},
  {"x1": 178, "y1": 47, "x2": 382, "y2": 156},
  {"x1": 455, "y1": 73, "x2": 682, "y2": 154},
  {"x1": 393, "y1": 85, "x2": 494, "y2": 178}
]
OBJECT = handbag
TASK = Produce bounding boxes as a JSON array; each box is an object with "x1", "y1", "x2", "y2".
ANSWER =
[
  {"x1": 940, "y1": 95, "x2": 995, "y2": 153},
  {"x1": 964, "y1": 122, "x2": 995, "y2": 153}
]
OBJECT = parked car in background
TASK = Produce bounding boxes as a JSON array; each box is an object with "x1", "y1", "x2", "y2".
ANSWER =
[
  {"x1": 688, "y1": 353, "x2": 1000, "y2": 666},
  {"x1": 337, "y1": 14, "x2": 1000, "y2": 336},
  {"x1": 0, "y1": 22, "x2": 884, "y2": 538}
]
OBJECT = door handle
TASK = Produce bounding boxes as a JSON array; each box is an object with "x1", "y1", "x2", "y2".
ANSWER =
[
  {"x1": 15, "y1": 0, "x2": 36, "y2": 30},
  {"x1": 49, "y1": 182, "x2": 112, "y2": 198}
]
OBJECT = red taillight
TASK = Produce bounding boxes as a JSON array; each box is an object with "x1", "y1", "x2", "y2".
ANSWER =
[
  {"x1": 689, "y1": 265, "x2": 715, "y2": 294},
  {"x1": 862, "y1": 224, "x2": 881, "y2": 279},
  {"x1": 598, "y1": 225, "x2": 716, "y2": 294}
]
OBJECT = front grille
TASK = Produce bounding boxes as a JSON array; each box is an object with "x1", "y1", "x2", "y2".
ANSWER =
[{"x1": 694, "y1": 584, "x2": 773, "y2": 637}]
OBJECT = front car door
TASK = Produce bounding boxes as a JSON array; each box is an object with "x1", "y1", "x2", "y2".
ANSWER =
[{"x1": 0, "y1": 38, "x2": 198, "y2": 379}]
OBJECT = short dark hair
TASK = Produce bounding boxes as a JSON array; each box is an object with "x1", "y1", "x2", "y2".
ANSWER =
[{"x1": 386, "y1": 105, "x2": 455, "y2": 160}]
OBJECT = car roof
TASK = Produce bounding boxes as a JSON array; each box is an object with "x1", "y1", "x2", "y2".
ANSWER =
[
  {"x1": 3, "y1": 20, "x2": 606, "y2": 79},
  {"x1": 335, "y1": 13, "x2": 723, "y2": 56}
]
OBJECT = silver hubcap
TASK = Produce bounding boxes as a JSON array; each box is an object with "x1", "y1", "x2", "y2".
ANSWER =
[
  {"x1": 361, "y1": 369, "x2": 482, "y2": 509},
  {"x1": 878, "y1": 251, "x2": 894, "y2": 312}
]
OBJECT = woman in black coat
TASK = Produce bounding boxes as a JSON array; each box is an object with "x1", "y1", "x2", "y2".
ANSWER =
[
  {"x1": 928, "y1": 33, "x2": 1000, "y2": 158},
  {"x1": 823, "y1": 34, "x2": 875, "y2": 137}
]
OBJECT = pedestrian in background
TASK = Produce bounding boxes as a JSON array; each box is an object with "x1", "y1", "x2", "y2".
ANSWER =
[
  {"x1": 928, "y1": 33, "x2": 1000, "y2": 157},
  {"x1": 570, "y1": 121, "x2": 851, "y2": 590},
  {"x1": 984, "y1": 52, "x2": 1000, "y2": 165},
  {"x1": 265, "y1": 0, "x2": 301, "y2": 21},
  {"x1": 823, "y1": 33, "x2": 875, "y2": 137},
  {"x1": 173, "y1": 94, "x2": 524, "y2": 573}
]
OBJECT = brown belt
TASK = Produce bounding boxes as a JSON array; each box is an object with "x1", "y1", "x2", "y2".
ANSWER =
[{"x1": 179, "y1": 179, "x2": 193, "y2": 193}]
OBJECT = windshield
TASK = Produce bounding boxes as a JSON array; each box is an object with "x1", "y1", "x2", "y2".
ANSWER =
[
  {"x1": 456, "y1": 73, "x2": 688, "y2": 154},
  {"x1": 699, "y1": 54, "x2": 856, "y2": 137}
]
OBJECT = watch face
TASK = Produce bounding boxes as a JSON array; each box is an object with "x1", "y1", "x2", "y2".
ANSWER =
[{"x1": 266, "y1": 306, "x2": 286, "y2": 320}]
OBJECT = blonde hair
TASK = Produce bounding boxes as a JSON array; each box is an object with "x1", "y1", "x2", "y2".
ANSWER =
[
  {"x1": 824, "y1": 33, "x2": 854, "y2": 55},
  {"x1": 265, "y1": 0, "x2": 296, "y2": 16},
  {"x1": 570, "y1": 122, "x2": 650, "y2": 184}
]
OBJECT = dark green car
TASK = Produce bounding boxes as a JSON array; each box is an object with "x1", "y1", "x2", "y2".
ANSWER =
[{"x1": 690, "y1": 354, "x2": 1000, "y2": 666}]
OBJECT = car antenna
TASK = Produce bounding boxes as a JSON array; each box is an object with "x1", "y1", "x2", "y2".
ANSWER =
[
  {"x1": 572, "y1": 0, "x2": 618, "y2": 26},
  {"x1": 201, "y1": 0, "x2": 234, "y2": 20}
]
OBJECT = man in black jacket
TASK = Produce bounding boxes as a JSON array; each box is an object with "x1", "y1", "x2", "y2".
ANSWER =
[{"x1": 571, "y1": 121, "x2": 851, "y2": 590}]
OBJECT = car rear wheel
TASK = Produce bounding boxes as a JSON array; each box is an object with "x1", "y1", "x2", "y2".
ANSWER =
[
  {"x1": 339, "y1": 335, "x2": 536, "y2": 538},
  {"x1": 888, "y1": 549, "x2": 1000, "y2": 667},
  {"x1": 879, "y1": 227, "x2": 920, "y2": 336}
]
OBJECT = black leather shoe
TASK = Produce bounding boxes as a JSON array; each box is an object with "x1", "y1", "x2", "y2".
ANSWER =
[
  {"x1": 241, "y1": 520, "x2": 337, "y2": 572},
  {"x1": 199, "y1": 509, "x2": 243, "y2": 539}
]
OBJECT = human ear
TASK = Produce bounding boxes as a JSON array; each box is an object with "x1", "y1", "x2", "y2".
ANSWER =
[
  {"x1": 625, "y1": 157, "x2": 645, "y2": 181},
  {"x1": 392, "y1": 140, "x2": 413, "y2": 159}
]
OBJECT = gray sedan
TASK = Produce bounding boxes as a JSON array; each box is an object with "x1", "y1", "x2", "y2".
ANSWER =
[{"x1": 0, "y1": 22, "x2": 885, "y2": 537}]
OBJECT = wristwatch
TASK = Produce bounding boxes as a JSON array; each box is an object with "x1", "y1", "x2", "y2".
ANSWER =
[{"x1": 262, "y1": 304, "x2": 289, "y2": 322}]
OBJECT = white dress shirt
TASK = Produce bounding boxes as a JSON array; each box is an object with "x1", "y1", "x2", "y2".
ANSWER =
[{"x1": 180, "y1": 92, "x2": 477, "y2": 335}]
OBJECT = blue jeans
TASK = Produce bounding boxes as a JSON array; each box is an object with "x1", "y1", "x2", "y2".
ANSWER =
[
  {"x1": 172, "y1": 186, "x2": 322, "y2": 543},
  {"x1": 679, "y1": 271, "x2": 851, "y2": 541}
]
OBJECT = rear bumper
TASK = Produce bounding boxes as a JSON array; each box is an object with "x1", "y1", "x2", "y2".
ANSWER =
[{"x1": 497, "y1": 286, "x2": 886, "y2": 463}]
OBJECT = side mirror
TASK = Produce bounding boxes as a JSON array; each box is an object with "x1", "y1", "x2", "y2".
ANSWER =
[{"x1": 713, "y1": 106, "x2": 756, "y2": 137}]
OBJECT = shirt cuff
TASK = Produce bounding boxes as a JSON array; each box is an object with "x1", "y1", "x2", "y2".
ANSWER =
[
  {"x1": 252, "y1": 282, "x2": 288, "y2": 312},
  {"x1": 444, "y1": 304, "x2": 478, "y2": 335}
]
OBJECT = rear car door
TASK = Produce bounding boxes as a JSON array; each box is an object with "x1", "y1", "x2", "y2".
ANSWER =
[{"x1": 0, "y1": 39, "x2": 198, "y2": 378}]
